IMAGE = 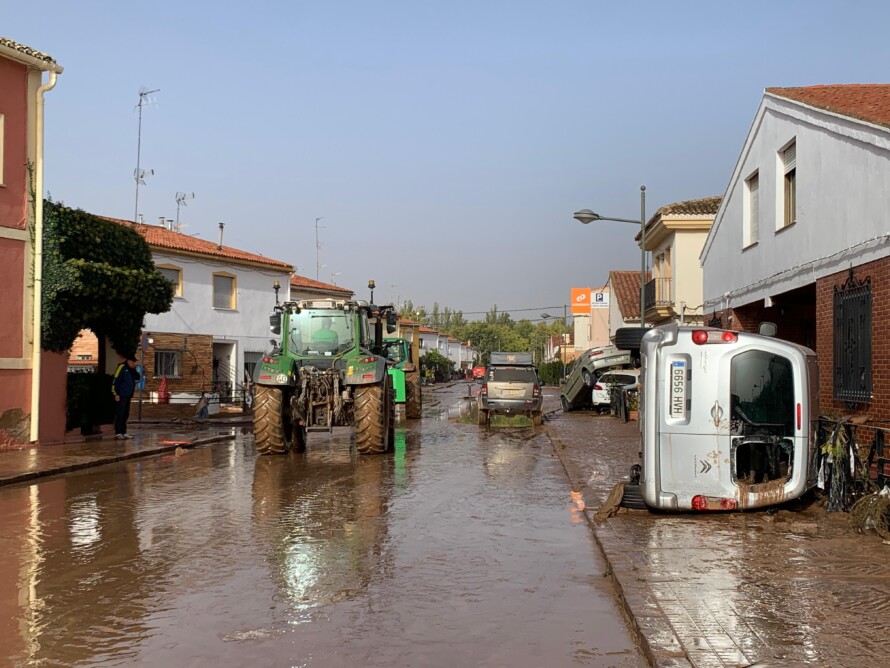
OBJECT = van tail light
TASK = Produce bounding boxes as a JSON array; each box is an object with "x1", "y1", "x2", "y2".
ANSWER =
[
  {"x1": 532, "y1": 384, "x2": 540, "y2": 398},
  {"x1": 691, "y1": 495, "x2": 738, "y2": 511},
  {"x1": 691, "y1": 330, "x2": 738, "y2": 345},
  {"x1": 797, "y1": 403, "x2": 801, "y2": 431},
  {"x1": 481, "y1": 384, "x2": 488, "y2": 396}
]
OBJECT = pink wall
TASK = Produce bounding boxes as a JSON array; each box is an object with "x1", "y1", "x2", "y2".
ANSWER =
[
  {"x1": 39, "y1": 352, "x2": 69, "y2": 444},
  {"x1": 0, "y1": 369, "x2": 30, "y2": 417},
  {"x1": 0, "y1": 56, "x2": 28, "y2": 230},
  {"x1": 0, "y1": 238, "x2": 25, "y2": 357}
]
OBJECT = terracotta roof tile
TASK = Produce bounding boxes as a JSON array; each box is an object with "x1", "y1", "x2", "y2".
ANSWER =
[
  {"x1": 609, "y1": 270, "x2": 650, "y2": 320},
  {"x1": 766, "y1": 84, "x2": 890, "y2": 130},
  {"x1": 289, "y1": 274, "x2": 353, "y2": 296},
  {"x1": 102, "y1": 216, "x2": 293, "y2": 271},
  {"x1": 0, "y1": 37, "x2": 58, "y2": 67},
  {"x1": 652, "y1": 196, "x2": 722, "y2": 220}
]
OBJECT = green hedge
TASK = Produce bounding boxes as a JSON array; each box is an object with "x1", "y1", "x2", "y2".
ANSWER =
[{"x1": 42, "y1": 201, "x2": 174, "y2": 357}]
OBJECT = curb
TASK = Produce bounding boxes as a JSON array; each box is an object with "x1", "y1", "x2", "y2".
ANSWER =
[
  {"x1": 545, "y1": 428, "x2": 692, "y2": 668},
  {"x1": 0, "y1": 434, "x2": 237, "y2": 488}
]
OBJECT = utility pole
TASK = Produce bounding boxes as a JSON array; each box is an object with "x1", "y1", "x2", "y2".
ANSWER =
[{"x1": 315, "y1": 217, "x2": 325, "y2": 280}]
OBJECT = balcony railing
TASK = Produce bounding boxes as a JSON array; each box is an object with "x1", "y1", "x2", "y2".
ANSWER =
[{"x1": 644, "y1": 277, "x2": 673, "y2": 312}]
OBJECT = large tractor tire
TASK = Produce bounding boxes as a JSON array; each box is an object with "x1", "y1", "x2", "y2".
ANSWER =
[
  {"x1": 354, "y1": 380, "x2": 391, "y2": 455},
  {"x1": 387, "y1": 387, "x2": 396, "y2": 452},
  {"x1": 254, "y1": 385, "x2": 292, "y2": 455},
  {"x1": 405, "y1": 371, "x2": 422, "y2": 419}
]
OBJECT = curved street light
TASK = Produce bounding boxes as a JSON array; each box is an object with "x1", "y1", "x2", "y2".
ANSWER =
[{"x1": 573, "y1": 185, "x2": 647, "y2": 328}]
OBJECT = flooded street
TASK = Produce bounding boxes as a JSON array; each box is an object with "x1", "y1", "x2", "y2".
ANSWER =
[{"x1": 0, "y1": 384, "x2": 644, "y2": 667}]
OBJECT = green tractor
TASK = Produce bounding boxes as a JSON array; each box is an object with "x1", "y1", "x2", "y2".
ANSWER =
[
  {"x1": 380, "y1": 337, "x2": 422, "y2": 419},
  {"x1": 253, "y1": 297, "x2": 398, "y2": 455}
]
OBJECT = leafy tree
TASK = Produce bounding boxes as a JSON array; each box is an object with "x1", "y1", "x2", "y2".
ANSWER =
[{"x1": 42, "y1": 201, "x2": 175, "y2": 357}]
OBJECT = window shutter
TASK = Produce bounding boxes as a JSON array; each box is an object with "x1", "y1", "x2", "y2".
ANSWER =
[{"x1": 784, "y1": 142, "x2": 796, "y2": 172}]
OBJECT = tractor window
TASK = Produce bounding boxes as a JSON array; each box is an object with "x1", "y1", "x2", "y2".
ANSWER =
[
  {"x1": 289, "y1": 309, "x2": 355, "y2": 355},
  {"x1": 381, "y1": 341, "x2": 406, "y2": 363}
]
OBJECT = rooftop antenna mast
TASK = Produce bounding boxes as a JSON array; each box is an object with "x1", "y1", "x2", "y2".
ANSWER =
[
  {"x1": 134, "y1": 87, "x2": 160, "y2": 224},
  {"x1": 175, "y1": 192, "x2": 195, "y2": 232},
  {"x1": 315, "y1": 216, "x2": 325, "y2": 280}
]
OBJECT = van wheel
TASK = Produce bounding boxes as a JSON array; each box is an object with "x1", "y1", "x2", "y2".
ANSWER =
[
  {"x1": 477, "y1": 408, "x2": 488, "y2": 426},
  {"x1": 561, "y1": 396, "x2": 572, "y2": 413},
  {"x1": 532, "y1": 411, "x2": 543, "y2": 426},
  {"x1": 620, "y1": 483, "x2": 647, "y2": 510},
  {"x1": 582, "y1": 369, "x2": 594, "y2": 387}
]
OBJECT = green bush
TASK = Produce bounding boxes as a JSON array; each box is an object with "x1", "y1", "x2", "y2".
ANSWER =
[{"x1": 538, "y1": 361, "x2": 562, "y2": 386}]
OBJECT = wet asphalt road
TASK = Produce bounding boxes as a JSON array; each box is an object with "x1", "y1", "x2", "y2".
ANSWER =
[{"x1": 0, "y1": 384, "x2": 644, "y2": 667}]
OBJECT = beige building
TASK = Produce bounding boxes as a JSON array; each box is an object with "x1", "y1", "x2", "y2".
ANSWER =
[{"x1": 639, "y1": 196, "x2": 721, "y2": 327}]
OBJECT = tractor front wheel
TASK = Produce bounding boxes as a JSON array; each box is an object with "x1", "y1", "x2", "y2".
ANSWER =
[
  {"x1": 254, "y1": 386, "x2": 291, "y2": 455},
  {"x1": 355, "y1": 380, "x2": 391, "y2": 455}
]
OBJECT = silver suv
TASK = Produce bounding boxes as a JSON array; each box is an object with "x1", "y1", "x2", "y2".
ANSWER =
[{"x1": 477, "y1": 353, "x2": 543, "y2": 426}]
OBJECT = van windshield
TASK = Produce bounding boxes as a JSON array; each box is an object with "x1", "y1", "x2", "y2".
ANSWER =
[{"x1": 730, "y1": 351, "x2": 794, "y2": 433}]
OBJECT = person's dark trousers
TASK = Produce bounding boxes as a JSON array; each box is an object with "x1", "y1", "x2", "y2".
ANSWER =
[{"x1": 114, "y1": 397, "x2": 132, "y2": 435}]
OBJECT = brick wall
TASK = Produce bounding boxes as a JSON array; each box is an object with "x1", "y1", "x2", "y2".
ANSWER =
[
  {"x1": 142, "y1": 332, "x2": 213, "y2": 396},
  {"x1": 817, "y1": 256, "x2": 890, "y2": 421}
]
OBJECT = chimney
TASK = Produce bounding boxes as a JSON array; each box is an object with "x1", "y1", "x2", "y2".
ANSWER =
[
  {"x1": 167, "y1": 219, "x2": 174, "y2": 232},
  {"x1": 217, "y1": 222, "x2": 225, "y2": 250},
  {"x1": 158, "y1": 216, "x2": 165, "y2": 228}
]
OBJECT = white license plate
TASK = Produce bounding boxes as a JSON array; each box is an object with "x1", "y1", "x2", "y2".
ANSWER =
[{"x1": 669, "y1": 361, "x2": 687, "y2": 419}]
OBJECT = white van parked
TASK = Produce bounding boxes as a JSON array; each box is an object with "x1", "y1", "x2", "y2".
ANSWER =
[{"x1": 633, "y1": 323, "x2": 819, "y2": 511}]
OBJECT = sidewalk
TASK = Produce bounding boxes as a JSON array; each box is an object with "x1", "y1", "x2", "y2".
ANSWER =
[
  {"x1": 0, "y1": 421, "x2": 239, "y2": 487},
  {"x1": 548, "y1": 411, "x2": 887, "y2": 668}
]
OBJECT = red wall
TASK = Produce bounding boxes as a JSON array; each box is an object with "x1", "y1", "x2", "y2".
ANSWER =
[
  {"x1": 0, "y1": 56, "x2": 28, "y2": 230},
  {"x1": 0, "y1": 238, "x2": 25, "y2": 357}
]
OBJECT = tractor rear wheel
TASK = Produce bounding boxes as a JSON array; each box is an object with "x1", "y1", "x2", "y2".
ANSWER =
[
  {"x1": 405, "y1": 372, "x2": 422, "y2": 419},
  {"x1": 254, "y1": 386, "x2": 291, "y2": 455},
  {"x1": 355, "y1": 380, "x2": 390, "y2": 454}
]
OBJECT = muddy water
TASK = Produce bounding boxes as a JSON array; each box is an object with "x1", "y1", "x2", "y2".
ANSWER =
[{"x1": 0, "y1": 385, "x2": 643, "y2": 666}]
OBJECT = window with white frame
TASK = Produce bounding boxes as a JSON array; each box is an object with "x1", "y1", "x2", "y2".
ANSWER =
[
  {"x1": 213, "y1": 272, "x2": 236, "y2": 309},
  {"x1": 744, "y1": 170, "x2": 759, "y2": 246},
  {"x1": 154, "y1": 350, "x2": 180, "y2": 378},
  {"x1": 156, "y1": 264, "x2": 183, "y2": 297},
  {"x1": 781, "y1": 141, "x2": 796, "y2": 229}
]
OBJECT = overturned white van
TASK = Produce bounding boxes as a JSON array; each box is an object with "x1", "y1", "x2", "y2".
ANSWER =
[{"x1": 635, "y1": 324, "x2": 819, "y2": 511}]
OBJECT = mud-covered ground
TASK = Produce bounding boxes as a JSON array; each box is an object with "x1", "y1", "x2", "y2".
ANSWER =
[
  {"x1": 0, "y1": 383, "x2": 644, "y2": 667},
  {"x1": 550, "y1": 406, "x2": 890, "y2": 668}
]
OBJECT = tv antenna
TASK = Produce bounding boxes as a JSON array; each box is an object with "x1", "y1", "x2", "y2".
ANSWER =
[
  {"x1": 314, "y1": 216, "x2": 325, "y2": 280},
  {"x1": 175, "y1": 192, "x2": 195, "y2": 232},
  {"x1": 330, "y1": 271, "x2": 342, "y2": 285},
  {"x1": 133, "y1": 87, "x2": 160, "y2": 224}
]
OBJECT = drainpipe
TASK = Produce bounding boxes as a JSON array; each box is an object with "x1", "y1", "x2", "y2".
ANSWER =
[{"x1": 30, "y1": 68, "x2": 60, "y2": 442}]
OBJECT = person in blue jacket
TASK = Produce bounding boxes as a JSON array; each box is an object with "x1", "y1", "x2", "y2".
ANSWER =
[{"x1": 112, "y1": 357, "x2": 141, "y2": 439}]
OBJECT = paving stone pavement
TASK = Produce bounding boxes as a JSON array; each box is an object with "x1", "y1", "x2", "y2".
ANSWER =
[
  {"x1": 547, "y1": 408, "x2": 890, "y2": 668},
  {"x1": 0, "y1": 421, "x2": 241, "y2": 486}
]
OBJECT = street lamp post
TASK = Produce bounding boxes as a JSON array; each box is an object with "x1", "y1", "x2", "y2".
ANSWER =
[{"x1": 573, "y1": 185, "x2": 647, "y2": 328}]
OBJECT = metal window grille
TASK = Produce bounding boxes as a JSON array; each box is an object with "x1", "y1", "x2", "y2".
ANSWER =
[{"x1": 833, "y1": 270, "x2": 872, "y2": 403}]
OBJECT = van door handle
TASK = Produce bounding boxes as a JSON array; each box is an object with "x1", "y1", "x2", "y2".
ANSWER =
[{"x1": 710, "y1": 401, "x2": 724, "y2": 426}]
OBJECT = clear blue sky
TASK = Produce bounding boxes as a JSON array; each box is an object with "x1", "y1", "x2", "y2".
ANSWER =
[{"x1": 6, "y1": 2, "x2": 890, "y2": 319}]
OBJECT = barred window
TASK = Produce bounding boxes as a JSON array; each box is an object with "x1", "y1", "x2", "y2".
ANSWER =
[
  {"x1": 154, "y1": 351, "x2": 181, "y2": 378},
  {"x1": 833, "y1": 271, "x2": 872, "y2": 403}
]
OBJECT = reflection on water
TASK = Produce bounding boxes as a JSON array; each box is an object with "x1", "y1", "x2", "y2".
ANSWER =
[{"x1": 251, "y1": 434, "x2": 416, "y2": 621}]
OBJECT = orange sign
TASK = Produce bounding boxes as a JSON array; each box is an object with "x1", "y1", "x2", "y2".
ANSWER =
[{"x1": 571, "y1": 288, "x2": 591, "y2": 314}]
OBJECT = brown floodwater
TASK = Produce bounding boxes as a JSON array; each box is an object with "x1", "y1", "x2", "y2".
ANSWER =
[{"x1": 0, "y1": 384, "x2": 643, "y2": 666}]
